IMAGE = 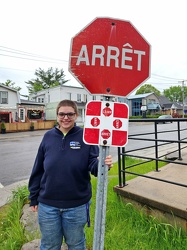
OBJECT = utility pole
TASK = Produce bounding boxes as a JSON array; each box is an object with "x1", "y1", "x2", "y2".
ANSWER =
[
  {"x1": 182, "y1": 81, "x2": 184, "y2": 118},
  {"x1": 179, "y1": 80, "x2": 185, "y2": 118}
]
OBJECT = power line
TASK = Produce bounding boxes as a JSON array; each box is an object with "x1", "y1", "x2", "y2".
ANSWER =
[
  {"x1": 0, "y1": 53, "x2": 68, "y2": 64},
  {"x1": 0, "y1": 46, "x2": 68, "y2": 62},
  {"x1": 0, "y1": 66, "x2": 34, "y2": 73},
  {"x1": 151, "y1": 73, "x2": 184, "y2": 81},
  {"x1": 0, "y1": 45, "x2": 186, "y2": 85}
]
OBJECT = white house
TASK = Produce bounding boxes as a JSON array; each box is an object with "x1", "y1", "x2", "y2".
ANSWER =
[
  {"x1": 29, "y1": 84, "x2": 106, "y2": 125},
  {"x1": 0, "y1": 84, "x2": 20, "y2": 123}
]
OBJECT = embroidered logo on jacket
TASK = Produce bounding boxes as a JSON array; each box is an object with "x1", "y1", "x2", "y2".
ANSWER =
[{"x1": 70, "y1": 141, "x2": 81, "y2": 149}]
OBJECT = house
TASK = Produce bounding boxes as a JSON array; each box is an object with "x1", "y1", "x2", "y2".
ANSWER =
[
  {"x1": 18, "y1": 99, "x2": 45, "y2": 122},
  {"x1": 0, "y1": 84, "x2": 45, "y2": 123},
  {"x1": 1, "y1": 81, "x2": 186, "y2": 125},
  {"x1": 126, "y1": 93, "x2": 161, "y2": 116},
  {"x1": 0, "y1": 84, "x2": 20, "y2": 123},
  {"x1": 157, "y1": 95, "x2": 172, "y2": 114},
  {"x1": 158, "y1": 96, "x2": 185, "y2": 117},
  {"x1": 29, "y1": 84, "x2": 105, "y2": 125}
]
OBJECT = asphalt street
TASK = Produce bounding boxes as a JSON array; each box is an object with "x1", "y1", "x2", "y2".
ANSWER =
[
  {"x1": 0, "y1": 129, "x2": 119, "y2": 187},
  {"x1": 1, "y1": 122, "x2": 186, "y2": 187}
]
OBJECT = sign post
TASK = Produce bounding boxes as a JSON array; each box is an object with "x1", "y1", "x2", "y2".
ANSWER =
[
  {"x1": 69, "y1": 16, "x2": 151, "y2": 250},
  {"x1": 93, "y1": 127, "x2": 110, "y2": 250}
]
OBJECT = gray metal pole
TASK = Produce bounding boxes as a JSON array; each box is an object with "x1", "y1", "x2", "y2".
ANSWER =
[{"x1": 93, "y1": 145, "x2": 109, "y2": 250}]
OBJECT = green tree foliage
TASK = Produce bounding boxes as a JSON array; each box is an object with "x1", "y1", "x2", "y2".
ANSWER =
[
  {"x1": 163, "y1": 85, "x2": 187, "y2": 102},
  {"x1": 1, "y1": 80, "x2": 21, "y2": 92},
  {"x1": 135, "y1": 84, "x2": 161, "y2": 96},
  {"x1": 26, "y1": 67, "x2": 69, "y2": 94}
]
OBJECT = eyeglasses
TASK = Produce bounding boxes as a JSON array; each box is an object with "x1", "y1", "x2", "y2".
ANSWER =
[{"x1": 57, "y1": 112, "x2": 76, "y2": 119}]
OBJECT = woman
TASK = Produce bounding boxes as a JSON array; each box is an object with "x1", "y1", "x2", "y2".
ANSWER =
[{"x1": 28, "y1": 99, "x2": 113, "y2": 250}]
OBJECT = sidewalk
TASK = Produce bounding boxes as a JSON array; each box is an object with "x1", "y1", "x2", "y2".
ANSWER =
[
  {"x1": 114, "y1": 148, "x2": 187, "y2": 230},
  {"x1": 0, "y1": 129, "x2": 48, "y2": 140}
]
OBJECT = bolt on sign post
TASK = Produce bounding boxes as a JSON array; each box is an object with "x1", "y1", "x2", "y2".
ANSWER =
[{"x1": 69, "y1": 17, "x2": 151, "y2": 250}]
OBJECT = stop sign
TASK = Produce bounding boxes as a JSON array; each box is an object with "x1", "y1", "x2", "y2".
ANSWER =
[{"x1": 69, "y1": 17, "x2": 150, "y2": 97}]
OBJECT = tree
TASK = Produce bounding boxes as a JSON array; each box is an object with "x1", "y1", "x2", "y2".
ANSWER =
[
  {"x1": 25, "y1": 67, "x2": 69, "y2": 94},
  {"x1": 163, "y1": 85, "x2": 187, "y2": 102},
  {"x1": 135, "y1": 84, "x2": 161, "y2": 96},
  {"x1": 1, "y1": 80, "x2": 21, "y2": 92}
]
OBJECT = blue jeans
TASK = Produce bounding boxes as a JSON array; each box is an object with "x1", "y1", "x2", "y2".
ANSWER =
[{"x1": 38, "y1": 202, "x2": 89, "y2": 250}]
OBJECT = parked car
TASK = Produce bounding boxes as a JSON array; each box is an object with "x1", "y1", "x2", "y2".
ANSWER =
[{"x1": 157, "y1": 115, "x2": 173, "y2": 123}]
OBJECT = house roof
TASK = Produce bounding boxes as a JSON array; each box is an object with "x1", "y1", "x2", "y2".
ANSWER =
[
  {"x1": 127, "y1": 92, "x2": 154, "y2": 100},
  {"x1": 171, "y1": 102, "x2": 183, "y2": 110},
  {"x1": 0, "y1": 84, "x2": 21, "y2": 103},
  {"x1": 162, "y1": 103, "x2": 172, "y2": 110},
  {"x1": 157, "y1": 95, "x2": 172, "y2": 105},
  {"x1": 147, "y1": 103, "x2": 161, "y2": 110},
  {"x1": 0, "y1": 84, "x2": 18, "y2": 92},
  {"x1": 20, "y1": 99, "x2": 45, "y2": 106}
]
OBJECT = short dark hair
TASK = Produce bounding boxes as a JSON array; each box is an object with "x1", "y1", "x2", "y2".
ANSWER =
[{"x1": 56, "y1": 100, "x2": 78, "y2": 115}]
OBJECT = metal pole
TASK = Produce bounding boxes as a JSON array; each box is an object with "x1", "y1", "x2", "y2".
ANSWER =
[
  {"x1": 93, "y1": 95, "x2": 112, "y2": 250},
  {"x1": 154, "y1": 121, "x2": 159, "y2": 171},
  {"x1": 182, "y1": 80, "x2": 184, "y2": 118},
  {"x1": 93, "y1": 145, "x2": 109, "y2": 250}
]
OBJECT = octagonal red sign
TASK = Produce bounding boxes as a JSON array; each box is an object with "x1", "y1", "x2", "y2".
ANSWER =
[
  {"x1": 101, "y1": 129, "x2": 111, "y2": 139},
  {"x1": 102, "y1": 107, "x2": 112, "y2": 117},
  {"x1": 113, "y1": 119, "x2": 122, "y2": 129},
  {"x1": 91, "y1": 117, "x2": 100, "y2": 127},
  {"x1": 69, "y1": 17, "x2": 151, "y2": 97}
]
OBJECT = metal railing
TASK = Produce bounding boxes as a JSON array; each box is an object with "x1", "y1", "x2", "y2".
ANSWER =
[{"x1": 117, "y1": 118, "x2": 187, "y2": 188}]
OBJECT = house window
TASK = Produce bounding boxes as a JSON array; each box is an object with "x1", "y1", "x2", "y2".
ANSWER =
[
  {"x1": 148, "y1": 99, "x2": 156, "y2": 104},
  {"x1": 38, "y1": 98, "x2": 44, "y2": 103},
  {"x1": 78, "y1": 108, "x2": 82, "y2": 117},
  {"x1": 77, "y1": 94, "x2": 81, "y2": 102},
  {"x1": 19, "y1": 108, "x2": 25, "y2": 122},
  {"x1": 67, "y1": 92, "x2": 72, "y2": 100},
  {"x1": 83, "y1": 94, "x2": 87, "y2": 102},
  {"x1": 0, "y1": 91, "x2": 8, "y2": 104},
  {"x1": 27, "y1": 110, "x2": 42, "y2": 119},
  {"x1": 132, "y1": 99, "x2": 142, "y2": 116}
]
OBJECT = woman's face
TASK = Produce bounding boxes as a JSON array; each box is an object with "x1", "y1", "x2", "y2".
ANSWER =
[{"x1": 57, "y1": 106, "x2": 78, "y2": 132}]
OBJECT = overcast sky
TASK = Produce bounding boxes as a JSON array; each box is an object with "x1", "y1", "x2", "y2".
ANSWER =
[{"x1": 1, "y1": 0, "x2": 187, "y2": 97}]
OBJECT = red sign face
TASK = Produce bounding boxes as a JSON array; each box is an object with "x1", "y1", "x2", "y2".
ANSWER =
[
  {"x1": 91, "y1": 117, "x2": 100, "y2": 127},
  {"x1": 101, "y1": 129, "x2": 111, "y2": 139},
  {"x1": 69, "y1": 17, "x2": 150, "y2": 97},
  {"x1": 102, "y1": 107, "x2": 112, "y2": 117},
  {"x1": 113, "y1": 119, "x2": 122, "y2": 129}
]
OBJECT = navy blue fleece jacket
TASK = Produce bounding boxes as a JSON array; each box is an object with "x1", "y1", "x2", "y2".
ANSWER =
[{"x1": 28, "y1": 126, "x2": 99, "y2": 208}]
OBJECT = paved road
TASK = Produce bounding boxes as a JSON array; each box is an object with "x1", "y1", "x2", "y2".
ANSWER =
[
  {"x1": 0, "y1": 129, "x2": 119, "y2": 187},
  {"x1": 0, "y1": 130, "x2": 47, "y2": 186},
  {"x1": 1, "y1": 122, "x2": 186, "y2": 187}
]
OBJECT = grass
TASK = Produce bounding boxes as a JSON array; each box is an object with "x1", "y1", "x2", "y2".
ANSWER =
[
  {"x1": 0, "y1": 186, "x2": 29, "y2": 249},
  {"x1": 0, "y1": 158, "x2": 187, "y2": 250}
]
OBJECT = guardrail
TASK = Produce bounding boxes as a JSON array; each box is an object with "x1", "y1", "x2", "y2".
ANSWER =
[{"x1": 117, "y1": 118, "x2": 187, "y2": 188}]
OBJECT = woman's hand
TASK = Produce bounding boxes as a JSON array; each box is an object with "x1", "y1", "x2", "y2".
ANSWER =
[
  {"x1": 31, "y1": 205, "x2": 38, "y2": 212},
  {"x1": 104, "y1": 155, "x2": 113, "y2": 169}
]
